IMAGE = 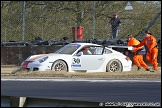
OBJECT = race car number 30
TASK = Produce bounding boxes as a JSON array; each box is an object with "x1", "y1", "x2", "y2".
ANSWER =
[{"x1": 72, "y1": 58, "x2": 80, "y2": 64}]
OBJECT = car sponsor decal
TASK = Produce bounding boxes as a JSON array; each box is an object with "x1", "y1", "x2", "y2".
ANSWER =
[
  {"x1": 69, "y1": 44, "x2": 81, "y2": 48},
  {"x1": 71, "y1": 64, "x2": 81, "y2": 67}
]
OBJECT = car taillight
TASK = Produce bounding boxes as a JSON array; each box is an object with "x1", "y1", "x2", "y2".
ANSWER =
[{"x1": 125, "y1": 56, "x2": 130, "y2": 61}]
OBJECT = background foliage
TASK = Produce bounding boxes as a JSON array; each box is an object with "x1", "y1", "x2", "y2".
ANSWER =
[{"x1": 1, "y1": 1, "x2": 161, "y2": 42}]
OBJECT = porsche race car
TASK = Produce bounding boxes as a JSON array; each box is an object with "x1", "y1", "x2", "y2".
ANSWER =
[{"x1": 21, "y1": 43, "x2": 132, "y2": 72}]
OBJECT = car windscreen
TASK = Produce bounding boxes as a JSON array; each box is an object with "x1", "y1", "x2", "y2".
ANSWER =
[{"x1": 54, "y1": 44, "x2": 81, "y2": 54}]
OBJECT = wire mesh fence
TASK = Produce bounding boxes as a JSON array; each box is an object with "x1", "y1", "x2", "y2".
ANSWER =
[{"x1": 1, "y1": 1, "x2": 161, "y2": 43}]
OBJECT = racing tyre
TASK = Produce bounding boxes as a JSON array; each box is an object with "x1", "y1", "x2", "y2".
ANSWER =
[
  {"x1": 106, "y1": 59, "x2": 122, "y2": 72},
  {"x1": 51, "y1": 60, "x2": 68, "y2": 72}
]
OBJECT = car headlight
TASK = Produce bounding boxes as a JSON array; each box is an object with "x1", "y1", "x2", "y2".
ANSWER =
[{"x1": 38, "y1": 56, "x2": 48, "y2": 63}]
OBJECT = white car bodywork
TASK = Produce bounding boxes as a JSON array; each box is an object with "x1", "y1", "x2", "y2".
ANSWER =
[{"x1": 21, "y1": 43, "x2": 132, "y2": 72}]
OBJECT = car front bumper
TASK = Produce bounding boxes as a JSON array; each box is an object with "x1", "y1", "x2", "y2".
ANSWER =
[{"x1": 21, "y1": 61, "x2": 51, "y2": 71}]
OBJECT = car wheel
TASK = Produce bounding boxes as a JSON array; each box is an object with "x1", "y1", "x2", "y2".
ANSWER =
[
  {"x1": 51, "y1": 60, "x2": 68, "y2": 72},
  {"x1": 106, "y1": 59, "x2": 122, "y2": 72}
]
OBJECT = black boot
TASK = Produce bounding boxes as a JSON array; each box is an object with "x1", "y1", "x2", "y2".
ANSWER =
[
  {"x1": 145, "y1": 68, "x2": 150, "y2": 71},
  {"x1": 137, "y1": 66, "x2": 141, "y2": 71}
]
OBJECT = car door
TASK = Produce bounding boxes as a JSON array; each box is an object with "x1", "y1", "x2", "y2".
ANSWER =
[{"x1": 71, "y1": 46, "x2": 105, "y2": 71}]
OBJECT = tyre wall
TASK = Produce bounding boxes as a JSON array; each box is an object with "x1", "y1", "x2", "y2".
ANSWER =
[{"x1": 1, "y1": 43, "x2": 161, "y2": 66}]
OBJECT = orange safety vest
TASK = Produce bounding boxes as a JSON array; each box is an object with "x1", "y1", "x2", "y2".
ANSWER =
[{"x1": 136, "y1": 35, "x2": 157, "y2": 50}]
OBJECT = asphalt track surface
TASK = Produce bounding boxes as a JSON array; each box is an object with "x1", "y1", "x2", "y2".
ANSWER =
[{"x1": 1, "y1": 78, "x2": 161, "y2": 105}]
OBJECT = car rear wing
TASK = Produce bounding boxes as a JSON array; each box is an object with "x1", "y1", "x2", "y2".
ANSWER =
[{"x1": 107, "y1": 45, "x2": 134, "y2": 51}]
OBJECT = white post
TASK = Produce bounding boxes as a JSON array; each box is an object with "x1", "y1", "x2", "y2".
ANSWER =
[{"x1": 19, "y1": 97, "x2": 27, "y2": 107}]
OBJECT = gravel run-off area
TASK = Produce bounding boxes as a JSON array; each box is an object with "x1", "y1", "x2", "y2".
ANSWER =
[{"x1": 1, "y1": 65, "x2": 161, "y2": 79}]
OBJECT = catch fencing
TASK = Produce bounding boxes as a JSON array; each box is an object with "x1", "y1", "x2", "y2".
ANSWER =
[
  {"x1": 1, "y1": 1, "x2": 161, "y2": 65},
  {"x1": 1, "y1": 1, "x2": 161, "y2": 42}
]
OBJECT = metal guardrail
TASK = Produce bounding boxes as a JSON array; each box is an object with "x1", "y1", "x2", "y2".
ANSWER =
[{"x1": 1, "y1": 96, "x2": 99, "y2": 107}]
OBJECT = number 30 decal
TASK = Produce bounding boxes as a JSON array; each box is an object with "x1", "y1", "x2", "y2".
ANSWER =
[{"x1": 72, "y1": 58, "x2": 80, "y2": 64}]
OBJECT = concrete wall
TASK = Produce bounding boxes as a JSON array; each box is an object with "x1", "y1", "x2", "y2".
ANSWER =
[
  {"x1": 1, "y1": 96, "x2": 99, "y2": 107},
  {"x1": 1, "y1": 45, "x2": 63, "y2": 65}
]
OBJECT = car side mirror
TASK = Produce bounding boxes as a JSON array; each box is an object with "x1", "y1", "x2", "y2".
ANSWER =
[{"x1": 76, "y1": 51, "x2": 83, "y2": 56}]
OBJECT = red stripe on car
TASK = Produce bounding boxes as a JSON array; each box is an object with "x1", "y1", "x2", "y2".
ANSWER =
[{"x1": 28, "y1": 54, "x2": 49, "y2": 61}]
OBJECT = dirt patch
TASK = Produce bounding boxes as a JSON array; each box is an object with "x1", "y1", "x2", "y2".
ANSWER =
[{"x1": 1, "y1": 65, "x2": 161, "y2": 79}]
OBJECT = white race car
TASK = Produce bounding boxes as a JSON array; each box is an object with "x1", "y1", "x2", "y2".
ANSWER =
[{"x1": 21, "y1": 43, "x2": 132, "y2": 72}]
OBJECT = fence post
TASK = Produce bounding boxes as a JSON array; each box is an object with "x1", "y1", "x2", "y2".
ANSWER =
[
  {"x1": 22, "y1": 1, "x2": 26, "y2": 42},
  {"x1": 140, "y1": 11, "x2": 161, "y2": 38},
  {"x1": 92, "y1": 1, "x2": 96, "y2": 39}
]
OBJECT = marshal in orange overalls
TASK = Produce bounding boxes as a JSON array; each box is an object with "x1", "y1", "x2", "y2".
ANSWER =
[
  {"x1": 135, "y1": 31, "x2": 158, "y2": 71},
  {"x1": 127, "y1": 36, "x2": 149, "y2": 70}
]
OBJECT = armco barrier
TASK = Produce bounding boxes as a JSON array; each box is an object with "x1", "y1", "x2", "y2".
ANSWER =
[{"x1": 1, "y1": 96, "x2": 99, "y2": 107}]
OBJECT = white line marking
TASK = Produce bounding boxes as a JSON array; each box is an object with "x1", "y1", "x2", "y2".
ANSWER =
[{"x1": 1, "y1": 78, "x2": 161, "y2": 82}]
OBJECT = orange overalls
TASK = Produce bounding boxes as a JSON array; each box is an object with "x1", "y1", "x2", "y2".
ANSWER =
[
  {"x1": 136, "y1": 35, "x2": 158, "y2": 70},
  {"x1": 127, "y1": 37, "x2": 148, "y2": 69}
]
